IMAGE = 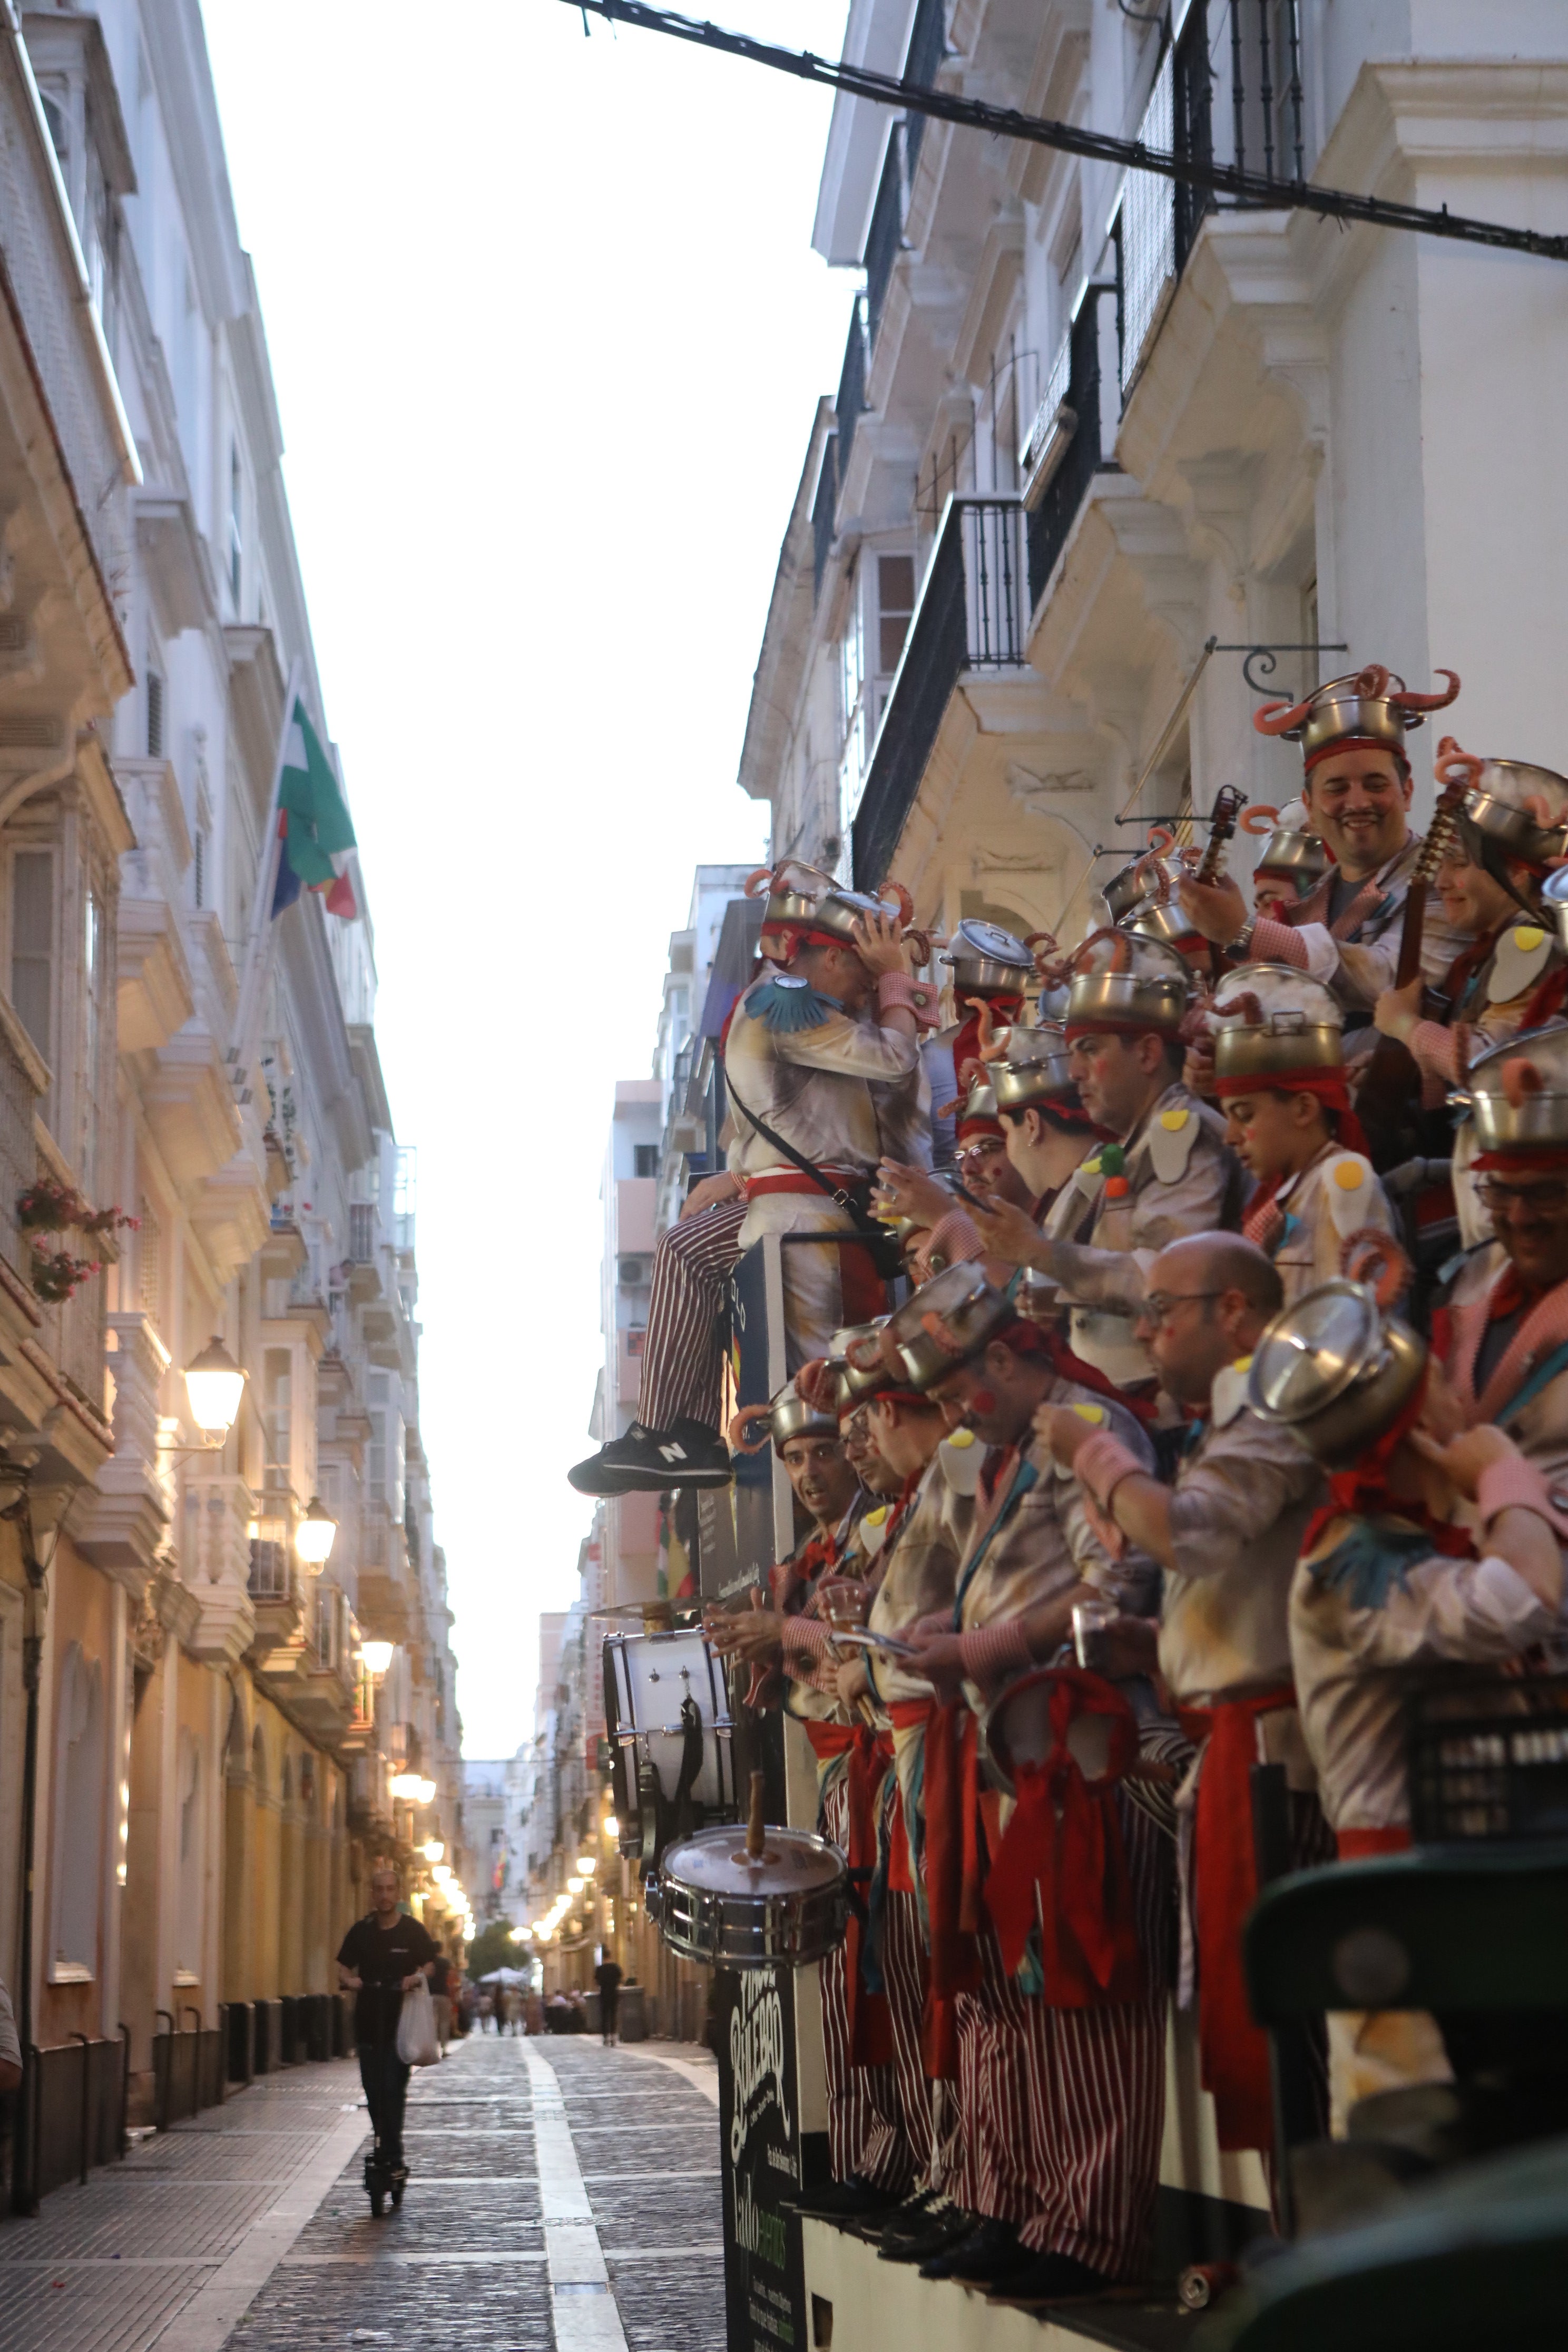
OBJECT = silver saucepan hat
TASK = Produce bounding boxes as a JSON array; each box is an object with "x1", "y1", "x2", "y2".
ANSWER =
[{"x1": 1248, "y1": 1278, "x2": 1426, "y2": 1469}]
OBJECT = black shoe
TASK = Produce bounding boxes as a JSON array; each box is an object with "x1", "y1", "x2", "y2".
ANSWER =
[
  {"x1": 783, "y1": 2173, "x2": 900, "y2": 2220},
  {"x1": 567, "y1": 1419, "x2": 732, "y2": 1495},
  {"x1": 989, "y1": 2251, "x2": 1110, "y2": 2303},
  {"x1": 879, "y1": 2199, "x2": 976, "y2": 2262},
  {"x1": 918, "y1": 2218, "x2": 1027, "y2": 2282},
  {"x1": 876, "y1": 2190, "x2": 943, "y2": 2243}
]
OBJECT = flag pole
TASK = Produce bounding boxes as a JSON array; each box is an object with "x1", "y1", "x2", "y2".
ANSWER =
[{"x1": 228, "y1": 653, "x2": 305, "y2": 1097}]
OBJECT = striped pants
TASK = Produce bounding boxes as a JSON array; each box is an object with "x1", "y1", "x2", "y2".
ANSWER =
[
  {"x1": 952, "y1": 1795, "x2": 1171, "y2": 2277},
  {"x1": 820, "y1": 1776, "x2": 917, "y2": 2192},
  {"x1": 637, "y1": 1198, "x2": 747, "y2": 1432},
  {"x1": 881, "y1": 1878, "x2": 935, "y2": 2190}
]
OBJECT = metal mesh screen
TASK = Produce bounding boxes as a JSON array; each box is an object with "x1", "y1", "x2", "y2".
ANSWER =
[{"x1": 1119, "y1": 53, "x2": 1176, "y2": 398}]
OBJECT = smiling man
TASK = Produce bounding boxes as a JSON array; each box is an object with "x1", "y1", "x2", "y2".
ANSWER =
[{"x1": 1174, "y1": 666, "x2": 1467, "y2": 1022}]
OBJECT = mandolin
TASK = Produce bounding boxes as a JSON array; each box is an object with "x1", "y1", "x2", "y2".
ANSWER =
[
  {"x1": 1195, "y1": 785, "x2": 1249, "y2": 886},
  {"x1": 1353, "y1": 754, "x2": 1472, "y2": 1172}
]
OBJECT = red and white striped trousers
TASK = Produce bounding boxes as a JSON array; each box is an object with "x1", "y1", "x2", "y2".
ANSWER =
[
  {"x1": 952, "y1": 1793, "x2": 1171, "y2": 2277},
  {"x1": 819, "y1": 1774, "x2": 916, "y2": 2192},
  {"x1": 880, "y1": 1876, "x2": 935, "y2": 2189},
  {"x1": 636, "y1": 1197, "x2": 748, "y2": 1433}
]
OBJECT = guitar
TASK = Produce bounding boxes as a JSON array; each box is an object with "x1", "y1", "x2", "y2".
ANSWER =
[
  {"x1": 1195, "y1": 785, "x2": 1249, "y2": 886},
  {"x1": 1353, "y1": 752, "x2": 1472, "y2": 1172}
]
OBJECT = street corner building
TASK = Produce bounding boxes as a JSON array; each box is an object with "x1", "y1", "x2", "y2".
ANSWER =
[{"x1": 0, "y1": 5, "x2": 468, "y2": 2206}]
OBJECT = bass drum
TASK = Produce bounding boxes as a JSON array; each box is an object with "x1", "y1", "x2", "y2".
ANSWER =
[
  {"x1": 650, "y1": 1820, "x2": 848, "y2": 1970},
  {"x1": 603, "y1": 1628, "x2": 738, "y2": 1868}
]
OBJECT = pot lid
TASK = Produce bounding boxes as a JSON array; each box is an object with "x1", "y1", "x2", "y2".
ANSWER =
[
  {"x1": 660, "y1": 1822, "x2": 847, "y2": 1900},
  {"x1": 945, "y1": 917, "x2": 1033, "y2": 971},
  {"x1": 1248, "y1": 1278, "x2": 1384, "y2": 1424}
]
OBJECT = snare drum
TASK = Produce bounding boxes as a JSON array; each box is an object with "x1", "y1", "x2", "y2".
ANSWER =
[
  {"x1": 651, "y1": 1822, "x2": 848, "y2": 1969},
  {"x1": 603, "y1": 1628, "x2": 738, "y2": 1865}
]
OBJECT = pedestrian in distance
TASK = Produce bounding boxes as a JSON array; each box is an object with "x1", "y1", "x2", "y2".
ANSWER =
[
  {"x1": 595, "y1": 1951, "x2": 623, "y2": 2046},
  {"x1": 337, "y1": 1863, "x2": 438, "y2": 2216}
]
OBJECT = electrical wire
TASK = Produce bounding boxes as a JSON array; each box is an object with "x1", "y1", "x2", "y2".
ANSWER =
[{"x1": 562, "y1": 0, "x2": 1568, "y2": 264}]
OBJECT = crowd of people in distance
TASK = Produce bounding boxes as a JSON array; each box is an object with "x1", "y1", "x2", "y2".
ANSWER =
[{"x1": 568, "y1": 665, "x2": 1568, "y2": 2298}]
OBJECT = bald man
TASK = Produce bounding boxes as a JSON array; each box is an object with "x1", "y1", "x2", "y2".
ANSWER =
[{"x1": 1041, "y1": 1234, "x2": 1332, "y2": 2166}]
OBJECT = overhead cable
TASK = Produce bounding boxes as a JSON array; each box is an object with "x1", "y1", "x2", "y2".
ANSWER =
[{"x1": 560, "y1": 0, "x2": 1568, "y2": 266}]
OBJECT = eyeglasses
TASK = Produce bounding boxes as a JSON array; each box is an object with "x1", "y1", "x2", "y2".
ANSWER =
[
  {"x1": 1136, "y1": 1290, "x2": 1223, "y2": 1328},
  {"x1": 955, "y1": 1139, "x2": 1004, "y2": 1162},
  {"x1": 1475, "y1": 1179, "x2": 1568, "y2": 1218}
]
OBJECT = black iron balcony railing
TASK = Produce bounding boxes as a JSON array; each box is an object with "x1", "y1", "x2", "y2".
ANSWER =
[
  {"x1": 835, "y1": 296, "x2": 868, "y2": 508},
  {"x1": 902, "y1": 0, "x2": 946, "y2": 175},
  {"x1": 1025, "y1": 283, "x2": 1117, "y2": 611},
  {"x1": 811, "y1": 437, "x2": 837, "y2": 601},
  {"x1": 852, "y1": 498, "x2": 1027, "y2": 890},
  {"x1": 865, "y1": 124, "x2": 906, "y2": 352}
]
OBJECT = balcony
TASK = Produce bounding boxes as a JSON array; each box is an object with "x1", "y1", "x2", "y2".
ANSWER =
[
  {"x1": 851, "y1": 498, "x2": 1030, "y2": 890},
  {"x1": 1024, "y1": 283, "x2": 1119, "y2": 611},
  {"x1": 356, "y1": 1499, "x2": 411, "y2": 1642},
  {"x1": 834, "y1": 297, "x2": 868, "y2": 513},
  {"x1": 864, "y1": 126, "x2": 906, "y2": 355}
]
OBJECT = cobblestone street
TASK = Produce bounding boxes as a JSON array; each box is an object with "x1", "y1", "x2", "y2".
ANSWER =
[{"x1": 0, "y1": 2035, "x2": 724, "y2": 2352}]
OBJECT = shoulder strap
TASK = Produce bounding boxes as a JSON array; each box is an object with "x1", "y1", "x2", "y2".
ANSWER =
[
  {"x1": 721, "y1": 1052, "x2": 851, "y2": 1207},
  {"x1": 1496, "y1": 1338, "x2": 1568, "y2": 1430}
]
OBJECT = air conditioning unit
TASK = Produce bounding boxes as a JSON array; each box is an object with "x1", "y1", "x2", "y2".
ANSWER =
[{"x1": 618, "y1": 1255, "x2": 650, "y2": 1287}]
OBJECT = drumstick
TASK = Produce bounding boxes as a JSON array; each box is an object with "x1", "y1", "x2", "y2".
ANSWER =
[{"x1": 746, "y1": 1770, "x2": 766, "y2": 1859}]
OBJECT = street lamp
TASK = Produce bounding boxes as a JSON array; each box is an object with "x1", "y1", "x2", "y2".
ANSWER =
[
  {"x1": 413, "y1": 1776, "x2": 437, "y2": 1806},
  {"x1": 295, "y1": 1495, "x2": 337, "y2": 1567},
  {"x1": 388, "y1": 1771, "x2": 422, "y2": 1801},
  {"x1": 359, "y1": 1641, "x2": 394, "y2": 1678},
  {"x1": 183, "y1": 1337, "x2": 245, "y2": 1441},
  {"x1": 422, "y1": 1839, "x2": 445, "y2": 1863},
  {"x1": 576, "y1": 1855, "x2": 596, "y2": 1874},
  {"x1": 567, "y1": 1876, "x2": 584, "y2": 1894}
]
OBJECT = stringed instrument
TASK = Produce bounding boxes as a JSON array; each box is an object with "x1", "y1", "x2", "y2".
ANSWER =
[
  {"x1": 1351, "y1": 754, "x2": 1472, "y2": 1172},
  {"x1": 1195, "y1": 785, "x2": 1248, "y2": 886}
]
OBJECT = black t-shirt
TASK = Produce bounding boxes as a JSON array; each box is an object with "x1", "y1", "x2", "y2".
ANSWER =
[
  {"x1": 337, "y1": 1912, "x2": 438, "y2": 2045},
  {"x1": 595, "y1": 1961, "x2": 623, "y2": 2003}
]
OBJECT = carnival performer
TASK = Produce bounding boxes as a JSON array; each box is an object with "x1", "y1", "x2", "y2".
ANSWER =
[
  {"x1": 1436, "y1": 1025, "x2": 1568, "y2": 1492},
  {"x1": 877, "y1": 1267, "x2": 1169, "y2": 2299},
  {"x1": 923, "y1": 919, "x2": 1039, "y2": 1172},
  {"x1": 570, "y1": 882, "x2": 930, "y2": 1496},
  {"x1": 707, "y1": 1376, "x2": 917, "y2": 2213},
  {"x1": 1248, "y1": 1277, "x2": 1562, "y2": 2126},
  {"x1": 1043, "y1": 1232, "x2": 1333, "y2": 2160},
  {"x1": 1249, "y1": 802, "x2": 1331, "y2": 919},
  {"x1": 961, "y1": 933, "x2": 1243, "y2": 1393},
  {"x1": 1175, "y1": 665, "x2": 1468, "y2": 1018},
  {"x1": 1207, "y1": 965, "x2": 1394, "y2": 1302}
]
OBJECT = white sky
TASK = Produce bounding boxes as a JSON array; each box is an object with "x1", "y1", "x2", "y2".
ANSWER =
[{"x1": 200, "y1": 0, "x2": 855, "y2": 1755}]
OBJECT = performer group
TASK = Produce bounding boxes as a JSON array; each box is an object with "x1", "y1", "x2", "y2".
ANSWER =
[{"x1": 570, "y1": 667, "x2": 1568, "y2": 2298}]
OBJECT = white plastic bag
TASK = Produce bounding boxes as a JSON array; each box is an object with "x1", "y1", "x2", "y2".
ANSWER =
[{"x1": 396, "y1": 1976, "x2": 440, "y2": 2066}]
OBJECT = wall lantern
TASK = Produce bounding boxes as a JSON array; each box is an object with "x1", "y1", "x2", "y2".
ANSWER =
[{"x1": 184, "y1": 1337, "x2": 246, "y2": 1440}]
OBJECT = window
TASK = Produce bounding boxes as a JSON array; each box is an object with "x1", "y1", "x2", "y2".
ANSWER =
[
  {"x1": 349, "y1": 1201, "x2": 376, "y2": 1262},
  {"x1": 82, "y1": 884, "x2": 100, "y2": 1182},
  {"x1": 626, "y1": 1328, "x2": 646, "y2": 1357},
  {"x1": 138, "y1": 1198, "x2": 160, "y2": 1319},
  {"x1": 146, "y1": 670, "x2": 164, "y2": 760},
  {"x1": 263, "y1": 1348, "x2": 291, "y2": 1490},
  {"x1": 228, "y1": 444, "x2": 243, "y2": 609},
  {"x1": 193, "y1": 828, "x2": 205, "y2": 909},
  {"x1": 51, "y1": 1643, "x2": 104, "y2": 1978},
  {"x1": 633, "y1": 1144, "x2": 658, "y2": 1179},
  {"x1": 175, "y1": 1732, "x2": 202, "y2": 1979},
  {"x1": 877, "y1": 553, "x2": 916, "y2": 673},
  {"x1": 11, "y1": 849, "x2": 53, "y2": 1074}
]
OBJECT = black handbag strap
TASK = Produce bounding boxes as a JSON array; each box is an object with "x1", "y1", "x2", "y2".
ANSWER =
[{"x1": 721, "y1": 1053, "x2": 874, "y2": 1230}]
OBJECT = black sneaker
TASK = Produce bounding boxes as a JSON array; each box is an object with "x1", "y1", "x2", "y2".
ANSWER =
[
  {"x1": 783, "y1": 2173, "x2": 900, "y2": 2220},
  {"x1": 567, "y1": 1419, "x2": 732, "y2": 1495},
  {"x1": 879, "y1": 2198, "x2": 976, "y2": 2262},
  {"x1": 918, "y1": 2218, "x2": 1028, "y2": 2282}
]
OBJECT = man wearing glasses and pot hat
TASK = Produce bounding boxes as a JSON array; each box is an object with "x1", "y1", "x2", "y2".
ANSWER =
[
  {"x1": 877, "y1": 1266, "x2": 1169, "y2": 2301},
  {"x1": 1042, "y1": 1232, "x2": 1335, "y2": 2167},
  {"x1": 1175, "y1": 665, "x2": 1470, "y2": 1021},
  {"x1": 1248, "y1": 1270, "x2": 1563, "y2": 2125},
  {"x1": 955, "y1": 932, "x2": 1244, "y2": 1396},
  {"x1": 570, "y1": 881, "x2": 930, "y2": 1497}
]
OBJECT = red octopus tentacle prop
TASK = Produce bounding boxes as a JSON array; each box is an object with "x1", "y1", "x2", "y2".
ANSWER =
[
  {"x1": 1075, "y1": 926, "x2": 1133, "y2": 974},
  {"x1": 919, "y1": 1309, "x2": 971, "y2": 1358},
  {"x1": 1434, "y1": 737, "x2": 1486, "y2": 796},
  {"x1": 1339, "y1": 1230, "x2": 1412, "y2": 1309},
  {"x1": 1212, "y1": 991, "x2": 1265, "y2": 1027},
  {"x1": 1387, "y1": 669, "x2": 1460, "y2": 715},
  {"x1": 1501, "y1": 1056, "x2": 1546, "y2": 1111},
  {"x1": 1240, "y1": 805, "x2": 1280, "y2": 835},
  {"x1": 727, "y1": 1404, "x2": 775, "y2": 1455},
  {"x1": 1254, "y1": 693, "x2": 1318, "y2": 737}
]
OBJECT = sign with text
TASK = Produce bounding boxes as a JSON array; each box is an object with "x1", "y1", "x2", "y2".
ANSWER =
[{"x1": 717, "y1": 1962, "x2": 807, "y2": 2352}]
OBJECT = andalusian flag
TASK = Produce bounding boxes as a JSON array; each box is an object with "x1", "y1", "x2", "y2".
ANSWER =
[{"x1": 270, "y1": 694, "x2": 358, "y2": 920}]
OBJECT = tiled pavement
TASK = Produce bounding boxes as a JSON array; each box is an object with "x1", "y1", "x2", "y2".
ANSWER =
[{"x1": 0, "y1": 2033, "x2": 724, "y2": 2352}]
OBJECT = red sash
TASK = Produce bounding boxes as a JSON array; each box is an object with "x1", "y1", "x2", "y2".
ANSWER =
[
  {"x1": 1337, "y1": 1825, "x2": 1412, "y2": 1859},
  {"x1": 1176, "y1": 1683, "x2": 1296, "y2": 2154},
  {"x1": 983, "y1": 1670, "x2": 1142, "y2": 2004},
  {"x1": 803, "y1": 1720, "x2": 894, "y2": 2065},
  {"x1": 919, "y1": 1700, "x2": 984, "y2": 2079}
]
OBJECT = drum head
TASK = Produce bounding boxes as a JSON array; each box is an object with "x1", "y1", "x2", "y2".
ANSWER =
[{"x1": 661, "y1": 1823, "x2": 846, "y2": 1900}]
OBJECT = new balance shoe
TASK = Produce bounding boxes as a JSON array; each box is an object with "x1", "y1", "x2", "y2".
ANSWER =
[
  {"x1": 878, "y1": 2196, "x2": 976, "y2": 2262},
  {"x1": 567, "y1": 1419, "x2": 732, "y2": 1495},
  {"x1": 917, "y1": 2218, "x2": 1029, "y2": 2282}
]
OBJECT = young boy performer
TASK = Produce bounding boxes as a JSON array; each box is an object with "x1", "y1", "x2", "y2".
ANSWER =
[
  {"x1": 924, "y1": 919, "x2": 1038, "y2": 1172},
  {"x1": 1248, "y1": 1272, "x2": 1563, "y2": 2124},
  {"x1": 571, "y1": 882, "x2": 929, "y2": 1496},
  {"x1": 1176, "y1": 665, "x2": 1466, "y2": 1020},
  {"x1": 1208, "y1": 965, "x2": 1395, "y2": 1302},
  {"x1": 1044, "y1": 1232, "x2": 1332, "y2": 2160},
  {"x1": 887, "y1": 1266, "x2": 1168, "y2": 2299}
]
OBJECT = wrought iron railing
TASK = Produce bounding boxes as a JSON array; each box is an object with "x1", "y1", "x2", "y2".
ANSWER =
[
  {"x1": 834, "y1": 297, "x2": 868, "y2": 506},
  {"x1": 865, "y1": 125, "x2": 906, "y2": 352},
  {"x1": 852, "y1": 499, "x2": 1028, "y2": 889},
  {"x1": 1026, "y1": 285, "x2": 1118, "y2": 609},
  {"x1": 902, "y1": 0, "x2": 946, "y2": 175},
  {"x1": 811, "y1": 437, "x2": 837, "y2": 601}
]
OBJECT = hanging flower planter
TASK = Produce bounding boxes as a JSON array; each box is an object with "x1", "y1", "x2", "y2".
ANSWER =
[
  {"x1": 16, "y1": 1182, "x2": 138, "y2": 1301},
  {"x1": 28, "y1": 1245, "x2": 101, "y2": 1304}
]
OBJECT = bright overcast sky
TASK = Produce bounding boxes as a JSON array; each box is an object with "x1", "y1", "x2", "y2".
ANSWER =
[{"x1": 201, "y1": 0, "x2": 854, "y2": 1756}]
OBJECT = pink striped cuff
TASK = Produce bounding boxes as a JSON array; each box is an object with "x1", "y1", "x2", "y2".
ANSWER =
[
  {"x1": 924, "y1": 1207, "x2": 984, "y2": 1267},
  {"x1": 781, "y1": 1614, "x2": 831, "y2": 1658},
  {"x1": 1407, "y1": 1019, "x2": 1461, "y2": 1083},
  {"x1": 878, "y1": 971, "x2": 940, "y2": 1031},
  {"x1": 1073, "y1": 1430, "x2": 1145, "y2": 1514},
  {"x1": 957, "y1": 1617, "x2": 1034, "y2": 1690},
  {"x1": 1476, "y1": 1452, "x2": 1561, "y2": 1532},
  {"x1": 1249, "y1": 917, "x2": 1311, "y2": 971}
]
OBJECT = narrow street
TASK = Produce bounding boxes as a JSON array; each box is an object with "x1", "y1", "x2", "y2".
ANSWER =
[{"x1": 0, "y1": 2037, "x2": 724, "y2": 2352}]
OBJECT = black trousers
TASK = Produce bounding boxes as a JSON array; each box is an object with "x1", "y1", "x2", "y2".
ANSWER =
[
  {"x1": 359, "y1": 2042, "x2": 411, "y2": 2169},
  {"x1": 600, "y1": 1995, "x2": 618, "y2": 2041}
]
